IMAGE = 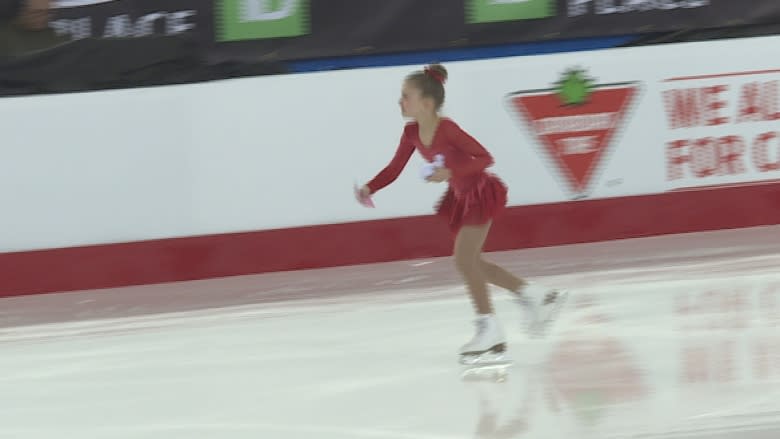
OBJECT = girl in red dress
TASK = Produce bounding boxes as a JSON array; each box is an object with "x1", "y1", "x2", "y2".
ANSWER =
[{"x1": 357, "y1": 64, "x2": 564, "y2": 364}]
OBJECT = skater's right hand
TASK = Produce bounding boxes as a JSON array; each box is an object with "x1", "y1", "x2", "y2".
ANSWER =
[{"x1": 354, "y1": 184, "x2": 375, "y2": 208}]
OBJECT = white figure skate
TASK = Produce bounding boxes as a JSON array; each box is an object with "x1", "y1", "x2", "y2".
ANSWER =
[
  {"x1": 459, "y1": 315, "x2": 513, "y2": 367},
  {"x1": 512, "y1": 291, "x2": 540, "y2": 335},
  {"x1": 514, "y1": 281, "x2": 568, "y2": 337}
]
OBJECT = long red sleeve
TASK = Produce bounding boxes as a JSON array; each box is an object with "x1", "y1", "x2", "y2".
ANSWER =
[
  {"x1": 366, "y1": 131, "x2": 415, "y2": 194},
  {"x1": 444, "y1": 121, "x2": 494, "y2": 178}
]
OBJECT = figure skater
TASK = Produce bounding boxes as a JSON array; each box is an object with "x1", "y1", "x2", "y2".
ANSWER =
[{"x1": 356, "y1": 64, "x2": 565, "y2": 365}]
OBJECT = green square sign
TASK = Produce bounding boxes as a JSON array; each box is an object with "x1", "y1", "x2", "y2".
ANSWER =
[
  {"x1": 466, "y1": 0, "x2": 555, "y2": 24},
  {"x1": 217, "y1": 0, "x2": 309, "y2": 42}
]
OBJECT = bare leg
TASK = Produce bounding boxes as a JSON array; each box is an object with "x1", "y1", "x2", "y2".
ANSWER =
[
  {"x1": 484, "y1": 259, "x2": 559, "y2": 305},
  {"x1": 454, "y1": 222, "x2": 494, "y2": 314},
  {"x1": 480, "y1": 259, "x2": 526, "y2": 293}
]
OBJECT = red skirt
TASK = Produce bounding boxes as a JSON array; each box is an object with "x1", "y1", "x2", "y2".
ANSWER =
[{"x1": 435, "y1": 172, "x2": 508, "y2": 233}]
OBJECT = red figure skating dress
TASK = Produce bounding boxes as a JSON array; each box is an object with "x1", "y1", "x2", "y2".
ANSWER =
[{"x1": 366, "y1": 118, "x2": 508, "y2": 233}]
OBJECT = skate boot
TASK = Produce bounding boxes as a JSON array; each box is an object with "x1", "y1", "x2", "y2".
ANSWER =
[
  {"x1": 515, "y1": 281, "x2": 568, "y2": 337},
  {"x1": 511, "y1": 289, "x2": 540, "y2": 335},
  {"x1": 459, "y1": 315, "x2": 512, "y2": 367}
]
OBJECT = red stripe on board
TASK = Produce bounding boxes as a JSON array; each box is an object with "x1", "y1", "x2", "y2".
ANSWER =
[
  {"x1": 3, "y1": 181, "x2": 780, "y2": 297},
  {"x1": 664, "y1": 69, "x2": 780, "y2": 82},
  {"x1": 669, "y1": 178, "x2": 780, "y2": 192}
]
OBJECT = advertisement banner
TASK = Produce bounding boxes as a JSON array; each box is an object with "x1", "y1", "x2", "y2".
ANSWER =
[
  {"x1": 659, "y1": 70, "x2": 780, "y2": 190},
  {"x1": 50, "y1": 0, "x2": 213, "y2": 41},
  {"x1": 215, "y1": 0, "x2": 309, "y2": 42},
  {"x1": 498, "y1": 61, "x2": 780, "y2": 203},
  {"x1": 48, "y1": 0, "x2": 780, "y2": 62},
  {"x1": 466, "y1": 0, "x2": 557, "y2": 23},
  {"x1": 505, "y1": 69, "x2": 641, "y2": 199}
]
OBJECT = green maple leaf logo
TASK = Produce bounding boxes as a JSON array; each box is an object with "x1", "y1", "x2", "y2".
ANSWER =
[{"x1": 555, "y1": 68, "x2": 594, "y2": 106}]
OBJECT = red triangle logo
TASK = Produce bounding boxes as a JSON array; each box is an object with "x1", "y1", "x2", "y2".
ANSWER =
[{"x1": 506, "y1": 72, "x2": 639, "y2": 198}]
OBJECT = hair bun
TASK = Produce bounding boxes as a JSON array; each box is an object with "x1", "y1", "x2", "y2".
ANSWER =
[{"x1": 424, "y1": 64, "x2": 448, "y2": 84}]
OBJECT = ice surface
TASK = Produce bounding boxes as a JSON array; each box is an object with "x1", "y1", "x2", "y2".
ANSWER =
[{"x1": 2, "y1": 226, "x2": 780, "y2": 438}]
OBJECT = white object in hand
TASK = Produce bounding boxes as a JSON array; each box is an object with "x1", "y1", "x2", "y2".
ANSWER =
[{"x1": 420, "y1": 154, "x2": 445, "y2": 179}]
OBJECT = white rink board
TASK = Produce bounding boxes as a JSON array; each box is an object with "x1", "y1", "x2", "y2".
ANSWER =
[{"x1": 0, "y1": 35, "x2": 778, "y2": 251}]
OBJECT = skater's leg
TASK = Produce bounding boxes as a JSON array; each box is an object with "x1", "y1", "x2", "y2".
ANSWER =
[
  {"x1": 478, "y1": 256, "x2": 541, "y2": 334},
  {"x1": 454, "y1": 223, "x2": 535, "y2": 314},
  {"x1": 455, "y1": 222, "x2": 513, "y2": 364},
  {"x1": 482, "y1": 258, "x2": 561, "y2": 305},
  {"x1": 454, "y1": 222, "x2": 493, "y2": 314},
  {"x1": 480, "y1": 259, "x2": 526, "y2": 293}
]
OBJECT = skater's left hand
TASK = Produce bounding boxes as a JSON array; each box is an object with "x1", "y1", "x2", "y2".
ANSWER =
[{"x1": 426, "y1": 167, "x2": 451, "y2": 183}]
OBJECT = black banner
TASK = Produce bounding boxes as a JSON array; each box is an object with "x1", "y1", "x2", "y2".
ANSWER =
[
  {"x1": 0, "y1": 34, "x2": 286, "y2": 96},
  {"x1": 50, "y1": 0, "x2": 213, "y2": 41},
  {"x1": 46, "y1": 0, "x2": 780, "y2": 63}
]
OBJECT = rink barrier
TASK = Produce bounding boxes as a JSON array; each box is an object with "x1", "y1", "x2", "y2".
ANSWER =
[
  {"x1": 1, "y1": 35, "x2": 780, "y2": 296},
  {"x1": 2, "y1": 179, "x2": 780, "y2": 296}
]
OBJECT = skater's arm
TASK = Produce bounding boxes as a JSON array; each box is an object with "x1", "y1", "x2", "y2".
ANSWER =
[
  {"x1": 365, "y1": 130, "x2": 416, "y2": 194},
  {"x1": 445, "y1": 121, "x2": 494, "y2": 178}
]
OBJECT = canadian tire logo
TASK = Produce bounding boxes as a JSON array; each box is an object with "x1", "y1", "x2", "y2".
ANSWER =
[{"x1": 506, "y1": 68, "x2": 639, "y2": 198}]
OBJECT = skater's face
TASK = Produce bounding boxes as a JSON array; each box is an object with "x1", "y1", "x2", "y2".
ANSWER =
[{"x1": 399, "y1": 80, "x2": 434, "y2": 120}]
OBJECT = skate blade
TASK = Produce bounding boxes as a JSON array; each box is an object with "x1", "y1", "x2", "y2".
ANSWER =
[
  {"x1": 461, "y1": 358, "x2": 513, "y2": 368},
  {"x1": 461, "y1": 363, "x2": 511, "y2": 382},
  {"x1": 459, "y1": 347, "x2": 512, "y2": 367}
]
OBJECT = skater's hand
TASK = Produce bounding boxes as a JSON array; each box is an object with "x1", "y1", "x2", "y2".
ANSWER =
[
  {"x1": 426, "y1": 167, "x2": 451, "y2": 183},
  {"x1": 354, "y1": 184, "x2": 375, "y2": 208}
]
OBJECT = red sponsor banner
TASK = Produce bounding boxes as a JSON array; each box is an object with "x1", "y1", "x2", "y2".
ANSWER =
[
  {"x1": 507, "y1": 68, "x2": 639, "y2": 198},
  {"x1": 662, "y1": 71, "x2": 780, "y2": 183}
]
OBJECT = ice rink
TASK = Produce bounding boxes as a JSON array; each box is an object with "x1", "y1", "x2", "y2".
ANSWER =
[{"x1": 3, "y1": 225, "x2": 780, "y2": 439}]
